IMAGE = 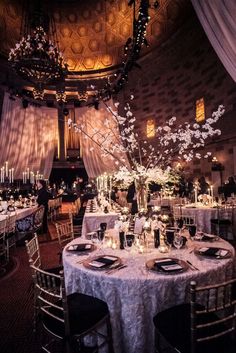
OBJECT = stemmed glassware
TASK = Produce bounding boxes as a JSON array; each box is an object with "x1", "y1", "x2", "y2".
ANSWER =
[{"x1": 173, "y1": 234, "x2": 183, "y2": 250}]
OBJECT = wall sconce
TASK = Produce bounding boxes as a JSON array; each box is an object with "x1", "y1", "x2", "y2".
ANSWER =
[
  {"x1": 211, "y1": 156, "x2": 224, "y2": 186},
  {"x1": 211, "y1": 157, "x2": 224, "y2": 171}
]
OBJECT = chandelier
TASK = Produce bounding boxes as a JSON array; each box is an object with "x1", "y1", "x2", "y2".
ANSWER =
[{"x1": 9, "y1": 26, "x2": 68, "y2": 86}]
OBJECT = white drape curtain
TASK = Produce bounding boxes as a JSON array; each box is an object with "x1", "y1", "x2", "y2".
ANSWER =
[
  {"x1": 75, "y1": 101, "x2": 129, "y2": 178},
  {"x1": 0, "y1": 93, "x2": 58, "y2": 179},
  {"x1": 191, "y1": 0, "x2": 236, "y2": 82}
]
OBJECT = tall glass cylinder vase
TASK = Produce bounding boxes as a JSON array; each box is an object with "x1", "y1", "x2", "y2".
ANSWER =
[{"x1": 135, "y1": 178, "x2": 148, "y2": 211}]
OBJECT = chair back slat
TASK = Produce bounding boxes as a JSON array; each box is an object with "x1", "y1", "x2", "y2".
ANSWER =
[
  {"x1": 190, "y1": 279, "x2": 236, "y2": 353},
  {"x1": 6, "y1": 213, "x2": 17, "y2": 233},
  {"x1": 55, "y1": 219, "x2": 74, "y2": 248},
  {"x1": 25, "y1": 234, "x2": 41, "y2": 268}
]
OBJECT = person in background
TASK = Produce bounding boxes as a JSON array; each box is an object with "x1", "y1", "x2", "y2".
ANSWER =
[
  {"x1": 126, "y1": 182, "x2": 138, "y2": 215},
  {"x1": 198, "y1": 176, "x2": 209, "y2": 195},
  {"x1": 37, "y1": 179, "x2": 51, "y2": 233},
  {"x1": 186, "y1": 177, "x2": 194, "y2": 198},
  {"x1": 224, "y1": 176, "x2": 236, "y2": 198}
]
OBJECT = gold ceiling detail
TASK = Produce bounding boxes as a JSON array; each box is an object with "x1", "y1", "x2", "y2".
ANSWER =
[{"x1": 0, "y1": 0, "x2": 191, "y2": 74}]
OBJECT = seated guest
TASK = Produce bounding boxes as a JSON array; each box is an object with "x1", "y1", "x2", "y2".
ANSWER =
[
  {"x1": 37, "y1": 179, "x2": 51, "y2": 233},
  {"x1": 185, "y1": 177, "x2": 194, "y2": 198},
  {"x1": 198, "y1": 176, "x2": 209, "y2": 195}
]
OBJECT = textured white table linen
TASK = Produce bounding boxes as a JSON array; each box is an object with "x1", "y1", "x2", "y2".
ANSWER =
[
  {"x1": 82, "y1": 212, "x2": 119, "y2": 238},
  {"x1": 173, "y1": 206, "x2": 219, "y2": 233},
  {"x1": 0, "y1": 206, "x2": 36, "y2": 222},
  {"x1": 63, "y1": 236, "x2": 235, "y2": 353}
]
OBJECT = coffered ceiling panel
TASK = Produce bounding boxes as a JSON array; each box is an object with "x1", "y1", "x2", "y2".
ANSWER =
[{"x1": 0, "y1": 0, "x2": 191, "y2": 74}]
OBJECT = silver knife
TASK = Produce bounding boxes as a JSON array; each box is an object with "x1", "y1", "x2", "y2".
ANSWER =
[{"x1": 187, "y1": 260, "x2": 199, "y2": 271}]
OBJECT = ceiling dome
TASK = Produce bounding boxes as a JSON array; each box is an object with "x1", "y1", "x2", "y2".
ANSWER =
[{"x1": 0, "y1": 0, "x2": 191, "y2": 76}]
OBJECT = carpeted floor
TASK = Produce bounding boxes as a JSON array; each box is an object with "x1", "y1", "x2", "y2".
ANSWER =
[{"x1": 0, "y1": 239, "x2": 61, "y2": 353}]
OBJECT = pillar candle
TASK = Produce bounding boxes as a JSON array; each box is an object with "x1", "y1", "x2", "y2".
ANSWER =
[
  {"x1": 194, "y1": 187, "x2": 198, "y2": 205},
  {"x1": 5, "y1": 161, "x2": 8, "y2": 177}
]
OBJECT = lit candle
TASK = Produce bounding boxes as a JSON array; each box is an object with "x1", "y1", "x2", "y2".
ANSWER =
[
  {"x1": 112, "y1": 241, "x2": 117, "y2": 250},
  {"x1": 12, "y1": 168, "x2": 14, "y2": 183},
  {"x1": 210, "y1": 185, "x2": 213, "y2": 202},
  {"x1": 194, "y1": 186, "x2": 198, "y2": 205},
  {"x1": 5, "y1": 161, "x2": 8, "y2": 177},
  {"x1": 139, "y1": 245, "x2": 144, "y2": 254}
]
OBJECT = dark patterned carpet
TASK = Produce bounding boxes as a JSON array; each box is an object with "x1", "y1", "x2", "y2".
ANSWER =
[{"x1": 0, "y1": 239, "x2": 61, "y2": 353}]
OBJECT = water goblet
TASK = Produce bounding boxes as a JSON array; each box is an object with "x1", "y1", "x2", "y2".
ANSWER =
[{"x1": 173, "y1": 234, "x2": 183, "y2": 250}]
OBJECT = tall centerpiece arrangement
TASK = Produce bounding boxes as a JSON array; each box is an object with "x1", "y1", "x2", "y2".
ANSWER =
[{"x1": 68, "y1": 96, "x2": 225, "y2": 211}]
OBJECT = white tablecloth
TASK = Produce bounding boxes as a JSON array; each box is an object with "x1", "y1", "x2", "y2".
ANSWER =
[
  {"x1": 63, "y1": 237, "x2": 235, "y2": 353},
  {"x1": 173, "y1": 206, "x2": 223, "y2": 233},
  {"x1": 82, "y1": 212, "x2": 119, "y2": 238},
  {"x1": 0, "y1": 206, "x2": 37, "y2": 231}
]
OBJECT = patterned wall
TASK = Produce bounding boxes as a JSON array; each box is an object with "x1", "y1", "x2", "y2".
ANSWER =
[{"x1": 118, "y1": 13, "x2": 236, "y2": 181}]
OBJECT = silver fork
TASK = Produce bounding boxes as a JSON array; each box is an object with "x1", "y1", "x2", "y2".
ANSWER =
[{"x1": 106, "y1": 264, "x2": 127, "y2": 274}]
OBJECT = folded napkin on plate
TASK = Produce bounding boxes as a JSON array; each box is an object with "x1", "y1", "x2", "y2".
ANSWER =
[
  {"x1": 154, "y1": 258, "x2": 183, "y2": 272},
  {"x1": 89, "y1": 256, "x2": 117, "y2": 268},
  {"x1": 199, "y1": 247, "x2": 228, "y2": 257},
  {"x1": 67, "y1": 244, "x2": 92, "y2": 252},
  {"x1": 201, "y1": 233, "x2": 217, "y2": 241}
]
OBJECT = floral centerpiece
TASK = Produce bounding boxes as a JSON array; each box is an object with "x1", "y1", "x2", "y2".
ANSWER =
[{"x1": 68, "y1": 96, "x2": 225, "y2": 211}]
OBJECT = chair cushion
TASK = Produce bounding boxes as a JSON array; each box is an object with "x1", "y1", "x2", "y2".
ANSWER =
[
  {"x1": 211, "y1": 219, "x2": 232, "y2": 225},
  {"x1": 42, "y1": 292, "x2": 109, "y2": 337},
  {"x1": 153, "y1": 303, "x2": 235, "y2": 353},
  {"x1": 44, "y1": 266, "x2": 63, "y2": 275}
]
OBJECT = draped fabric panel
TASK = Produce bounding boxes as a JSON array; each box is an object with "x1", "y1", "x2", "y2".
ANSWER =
[
  {"x1": 75, "y1": 101, "x2": 129, "y2": 178},
  {"x1": 65, "y1": 109, "x2": 80, "y2": 150},
  {"x1": 0, "y1": 93, "x2": 58, "y2": 179},
  {"x1": 191, "y1": 0, "x2": 236, "y2": 82}
]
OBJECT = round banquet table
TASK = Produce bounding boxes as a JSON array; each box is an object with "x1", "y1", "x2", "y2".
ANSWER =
[
  {"x1": 63, "y1": 237, "x2": 235, "y2": 353},
  {"x1": 173, "y1": 205, "x2": 219, "y2": 233}
]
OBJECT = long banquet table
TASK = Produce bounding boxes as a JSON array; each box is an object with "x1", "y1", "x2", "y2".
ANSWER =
[
  {"x1": 0, "y1": 206, "x2": 37, "y2": 230},
  {"x1": 63, "y1": 236, "x2": 235, "y2": 353}
]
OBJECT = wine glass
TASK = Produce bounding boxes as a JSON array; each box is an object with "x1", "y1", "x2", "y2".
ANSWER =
[{"x1": 173, "y1": 234, "x2": 183, "y2": 250}]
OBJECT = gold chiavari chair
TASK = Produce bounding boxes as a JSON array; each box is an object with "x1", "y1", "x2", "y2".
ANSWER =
[
  {"x1": 153, "y1": 278, "x2": 236, "y2": 353},
  {"x1": 25, "y1": 234, "x2": 62, "y2": 329},
  {"x1": 25, "y1": 233, "x2": 42, "y2": 268},
  {"x1": 173, "y1": 206, "x2": 196, "y2": 227},
  {"x1": 55, "y1": 218, "x2": 74, "y2": 250},
  {"x1": 5, "y1": 212, "x2": 17, "y2": 261},
  {"x1": 31, "y1": 265, "x2": 114, "y2": 353},
  {"x1": 211, "y1": 205, "x2": 235, "y2": 240},
  {"x1": 0, "y1": 219, "x2": 7, "y2": 273}
]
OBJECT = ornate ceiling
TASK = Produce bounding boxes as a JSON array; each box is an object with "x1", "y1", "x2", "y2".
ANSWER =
[{"x1": 0, "y1": 0, "x2": 191, "y2": 75}]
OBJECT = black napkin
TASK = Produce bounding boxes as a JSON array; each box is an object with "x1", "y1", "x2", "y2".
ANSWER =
[
  {"x1": 95, "y1": 256, "x2": 117, "y2": 266},
  {"x1": 199, "y1": 247, "x2": 221, "y2": 257},
  {"x1": 90, "y1": 256, "x2": 117, "y2": 268},
  {"x1": 67, "y1": 244, "x2": 92, "y2": 252},
  {"x1": 154, "y1": 259, "x2": 183, "y2": 272},
  {"x1": 201, "y1": 234, "x2": 216, "y2": 242}
]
